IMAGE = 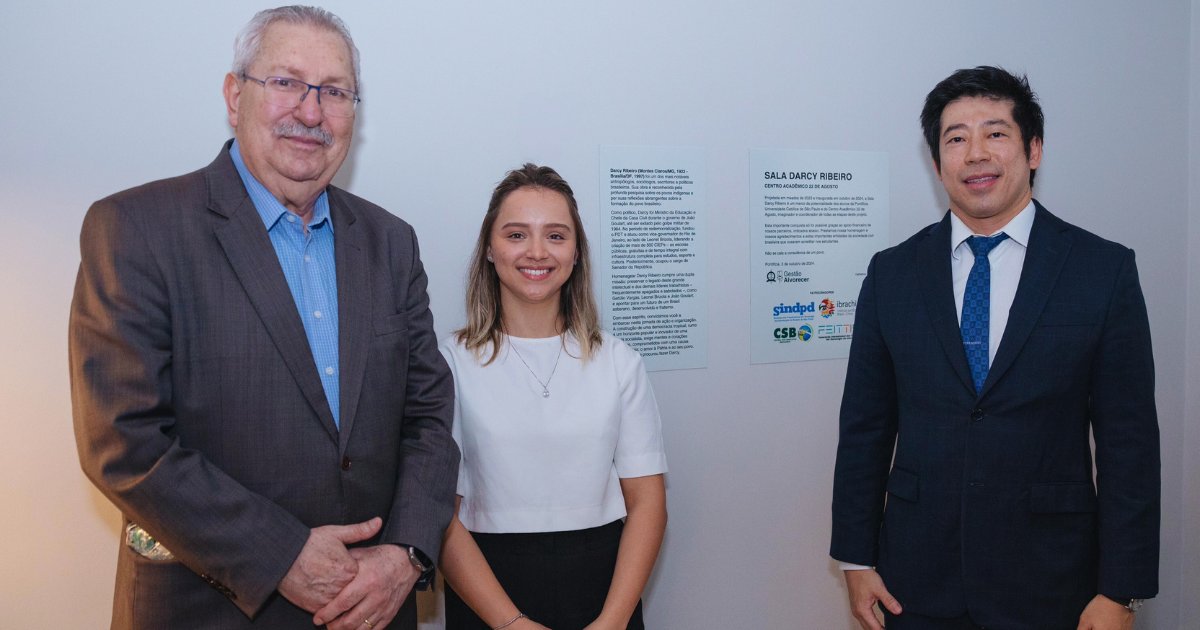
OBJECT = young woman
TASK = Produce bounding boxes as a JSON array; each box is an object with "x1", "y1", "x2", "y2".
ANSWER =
[{"x1": 439, "y1": 164, "x2": 668, "y2": 630}]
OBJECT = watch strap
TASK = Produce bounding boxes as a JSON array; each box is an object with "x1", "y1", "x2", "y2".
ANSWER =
[
  {"x1": 1104, "y1": 595, "x2": 1144, "y2": 612},
  {"x1": 406, "y1": 545, "x2": 435, "y2": 591}
]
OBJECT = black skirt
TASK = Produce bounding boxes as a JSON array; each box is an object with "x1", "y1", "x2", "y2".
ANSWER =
[{"x1": 444, "y1": 519, "x2": 645, "y2": 630}]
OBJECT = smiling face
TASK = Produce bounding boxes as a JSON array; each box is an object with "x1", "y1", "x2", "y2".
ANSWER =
[
  {"x1": 488, "y1": 186, "x2": 578, "y2": 314},
  {"x1": 222, "y1": 21, "x2": 355, "y2": 215},
  {"x1": 936, "y1": 95, "x2": 1043, "y2": 234}
]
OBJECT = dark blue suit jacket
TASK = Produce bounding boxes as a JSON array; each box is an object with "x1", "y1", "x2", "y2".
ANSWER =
[{"x1": 831, "y1": 202, "x2": 1159, "y2": 628}]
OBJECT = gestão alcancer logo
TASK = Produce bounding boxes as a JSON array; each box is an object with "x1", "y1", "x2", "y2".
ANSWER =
[{"x1": 819, "y1": 298, "x2": 836, "y2": 318}]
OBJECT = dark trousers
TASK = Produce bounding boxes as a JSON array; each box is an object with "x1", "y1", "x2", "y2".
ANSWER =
[
  {"x1": 882, "y1": 606, "x2": 986, "y2": 629},
  {"x1": 444, "y1": 520, "x2": 644, "y2": 630}
]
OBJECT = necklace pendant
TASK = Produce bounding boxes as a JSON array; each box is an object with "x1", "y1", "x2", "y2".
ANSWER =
[{"x1": 508, "y1": 336, "x2": 563, "y2": 402}]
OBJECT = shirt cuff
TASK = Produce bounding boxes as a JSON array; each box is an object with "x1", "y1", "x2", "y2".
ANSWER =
[{"x1": 839, "y1": 562, "x2": 873, "y2": 571}]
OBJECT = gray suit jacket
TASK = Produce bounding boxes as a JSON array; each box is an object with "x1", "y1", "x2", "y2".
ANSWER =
[{"x1": 70, "y1": 141, "x2": 459, "y2": 628}]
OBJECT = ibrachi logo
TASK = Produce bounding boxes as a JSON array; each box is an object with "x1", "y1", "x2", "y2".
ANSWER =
[{"x1": 819, "y1": 298, "x2": 835, "y2": 318}]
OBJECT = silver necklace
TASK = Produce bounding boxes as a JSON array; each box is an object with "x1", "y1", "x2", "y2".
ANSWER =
[{"x1": 508, "y1": 336, "x2": 563, "y2": 398}]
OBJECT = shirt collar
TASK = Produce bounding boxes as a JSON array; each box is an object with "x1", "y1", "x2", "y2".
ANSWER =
[
  {"x1": 949, "y1": 199, "x2": 1035, "y2": 258},
  {"x1": 229, "y1": 139, "x2": 332, "y2": 232}
]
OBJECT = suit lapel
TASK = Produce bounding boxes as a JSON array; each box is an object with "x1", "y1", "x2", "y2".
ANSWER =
[
  {"x1": 917, "y1": 213, "x2": 976, "y2": 395},
  {"x1": 332, "y1": 191, "x2": 370, "y2": 453},
  {"x1": 206, "y1": 145, "x2": 340, "y2": 441},
  {"x1": 981, "y1": 201, "x2": 1071, "y2": 397}
]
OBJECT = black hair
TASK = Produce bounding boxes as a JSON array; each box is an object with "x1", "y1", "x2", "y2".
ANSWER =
[{"x1": 920, "y1": 66, "x2": 1044, "y2": 186}]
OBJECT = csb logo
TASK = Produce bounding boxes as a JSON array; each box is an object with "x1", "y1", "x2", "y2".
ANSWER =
[
  {"x1": 819, "y1": 298, "x2": 836, "y2": 318},
  {"x1": 773, "y1": 326, "x2": 813, "y2": 342}
]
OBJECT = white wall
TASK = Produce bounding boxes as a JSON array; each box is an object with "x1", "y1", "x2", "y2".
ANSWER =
[
  {"x1": 1, "y1": 1, "x2": 1194, "y2": 627},
  {"x1": 1182, "y1": 0, "x2": 1200, "y2": 626}
]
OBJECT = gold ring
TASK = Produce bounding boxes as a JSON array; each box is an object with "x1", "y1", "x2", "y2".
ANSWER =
[{"x1": 363, "y1": 618, "x2": 375, "y2": 628}]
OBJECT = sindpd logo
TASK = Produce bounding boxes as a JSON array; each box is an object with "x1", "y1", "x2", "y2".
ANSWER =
[
  {"x1": 819, "y1": 298, "x2": 836, "y2": 318},
  {"x1": 772, "y1": 301, "x2": 816, "y2": 322}
]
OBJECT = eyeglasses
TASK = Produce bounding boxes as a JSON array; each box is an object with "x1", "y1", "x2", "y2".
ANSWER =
[{"x1": 241, "y1": 74, "x2": 360, "y2": 118}]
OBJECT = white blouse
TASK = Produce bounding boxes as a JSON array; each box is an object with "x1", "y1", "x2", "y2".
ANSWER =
[{"x1": 440, "y1": 332, "x2": 668, "y2": 533}]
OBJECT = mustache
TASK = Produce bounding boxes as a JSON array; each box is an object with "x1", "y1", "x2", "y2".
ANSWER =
[{"x1": 273, "y1": 121, "x2": 333, "y2": 146}]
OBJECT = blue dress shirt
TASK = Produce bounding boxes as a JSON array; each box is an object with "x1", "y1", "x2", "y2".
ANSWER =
[{"x1": 230, "y1": 140, "x2": 341, "y2": 427}]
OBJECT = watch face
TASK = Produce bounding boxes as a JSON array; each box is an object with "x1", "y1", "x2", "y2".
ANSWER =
[{"x1": 407, "y1": 546, "x2": 431, "y2": 572}]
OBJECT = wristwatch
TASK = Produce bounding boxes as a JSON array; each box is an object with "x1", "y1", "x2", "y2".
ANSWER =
[
  {"x1": 1105, "y1": 595, "x2": 1144, "y2": 613},
  {"x1": 406, "y1": 545, "x2": 435, "y2": 591}
]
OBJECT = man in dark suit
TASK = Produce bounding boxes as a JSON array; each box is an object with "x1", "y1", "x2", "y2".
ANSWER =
[
  {"x1": 831, "y1": 67, "x2": 1159, "y2": 629},
  {"x1": 69, "y1": 6, "x2": 459, "y2": 629}
]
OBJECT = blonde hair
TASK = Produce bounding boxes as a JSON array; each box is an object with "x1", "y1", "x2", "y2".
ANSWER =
[{"x1": 456, "y1": 164, "x2": 602, "y2": 364}]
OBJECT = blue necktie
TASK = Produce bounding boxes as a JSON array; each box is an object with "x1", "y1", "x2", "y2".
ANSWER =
[{"x1": 961, "y1": 233, "x2": 1009, "y2": 394}]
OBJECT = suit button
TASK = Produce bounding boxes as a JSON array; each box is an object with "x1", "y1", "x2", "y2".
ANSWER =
[
  {"x1": 341, "y1": 456, "x2": 352, "y2": 471},
  {"x1": 970, "y1": 408, "x2": 985, "y2": 422}
]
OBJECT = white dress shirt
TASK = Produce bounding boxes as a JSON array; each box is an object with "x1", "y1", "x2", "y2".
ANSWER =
[
  {"x1": 949, "y1": 200, "x2": 1035, "y2": 366},
  {"x1": 839, "y1": 201, "x2": 1035, "y2": 572}
]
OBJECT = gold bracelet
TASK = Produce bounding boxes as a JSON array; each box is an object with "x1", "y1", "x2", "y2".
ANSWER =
[{"x1": 492, "y1": 612, "x2": 527, "y2": 630}]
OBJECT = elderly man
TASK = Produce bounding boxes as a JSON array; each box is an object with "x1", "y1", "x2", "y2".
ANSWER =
[
  {"x1": 69, "y1": 6, "x2": 459, "y2": 629},
  {"x1": 831, "y1": 67, "x2": 1159, "y2": 630}
]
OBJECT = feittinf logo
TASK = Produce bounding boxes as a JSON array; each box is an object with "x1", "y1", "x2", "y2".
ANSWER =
[{"x1": 819, "y1": 298, "x2": 836, "y2": 318}]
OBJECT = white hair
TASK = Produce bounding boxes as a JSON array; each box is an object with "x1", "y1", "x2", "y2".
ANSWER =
[{"x1": 232, "y1": 5, "x2": 362, "y2": 94}]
